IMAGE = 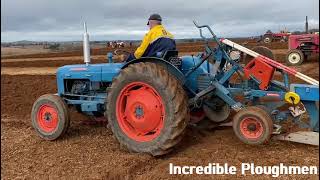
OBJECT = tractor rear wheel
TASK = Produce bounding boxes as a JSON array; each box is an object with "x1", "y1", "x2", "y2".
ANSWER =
[
  {"x1": 233, "y1": 106, "x2": 273, "y2": 145},
  {"x1": 31, "y1": 94, "x2": 70, "y2": 140},
  {"x1": 106, "y1": 62, "x2": 189, "y2": 156},
  {"x1": 286, "y1": 49, "x2": 304, "y2": 66}
]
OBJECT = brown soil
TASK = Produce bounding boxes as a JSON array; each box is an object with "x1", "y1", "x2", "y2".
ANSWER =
[
  {"x1": 1, "y1": 75, "x2": 57, "y2": 119},
  {"x1": 1, "y1": 40, "x2": 319, "y2": 179},
  {"x1": 2, "y1": 40, "x2": 287, "y2": 60},
  {"x1": 1, "y1": 67, "x2": 57, "y2": 75}
]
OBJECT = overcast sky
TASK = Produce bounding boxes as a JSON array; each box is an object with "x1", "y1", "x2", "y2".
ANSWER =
[{"x1": 1, "y1": 0, "x2": 319, "y2": 42}]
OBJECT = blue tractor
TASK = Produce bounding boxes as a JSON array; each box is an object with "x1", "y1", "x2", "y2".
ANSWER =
[{"x1": 31, "y1": 22, "x2": 319, "y2": 156}]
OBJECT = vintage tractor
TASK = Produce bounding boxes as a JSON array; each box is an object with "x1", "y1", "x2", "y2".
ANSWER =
[
  {"x1": 286, "y1": 16, "x2": 319, "y2": 65},
  {"x1": 31, "y1": 22, "x2": 319, "y2": 156},
  {"x1": 259, "y1": 29, "x2": 291, "y2": 44},
  {"x1": 286, "y1": 34, "x2": 319, "y2": 65}
]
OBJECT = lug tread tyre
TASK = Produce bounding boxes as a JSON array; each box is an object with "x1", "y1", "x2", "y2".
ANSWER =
[
  {"x1": 31, "y1": 94, "x2": 70, "y2": 140},
  {"x1": 106, "y1": 62, "x2": 189, "y2": 156}
]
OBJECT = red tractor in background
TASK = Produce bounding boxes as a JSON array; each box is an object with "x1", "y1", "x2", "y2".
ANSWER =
[
  {"x1": 286, "y1": 33, "x2": 319, "y2": 65},
  {"x1": 286, "y1": 16, "x2": 319, "y2": 65},
  {"x1": 260, "y1": 29, "x2": 291, "y2": 43}
]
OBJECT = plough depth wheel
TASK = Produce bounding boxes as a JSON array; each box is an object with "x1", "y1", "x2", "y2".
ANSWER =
[{"x1": 233, "y1": 106, "x2": 273, "y2": 145}]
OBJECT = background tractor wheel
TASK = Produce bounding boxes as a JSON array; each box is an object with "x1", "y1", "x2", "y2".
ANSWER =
[
  {"x1": 31, "y1": 94, "x2": 70, "y2": 140},
  {"x1": 106, "y1": 62, "x2": 189, "y2": 156},
  {"x1": 243, "y1": 46, "x2": 275, "y2": 64},
  {"x1": 233, "y1": 106, "x2": 273, "y2": 145},
  {"x1": 286, "y1": 49, "x2": 304, "y2": 66},
  {"x1": 263, "y1": 36, "x2": 272, "y2": 43}
]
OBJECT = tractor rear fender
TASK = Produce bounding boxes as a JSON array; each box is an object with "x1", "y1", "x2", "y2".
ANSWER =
[{"x1": 121, "y1": 57, "x2": 186, "y2": 84}]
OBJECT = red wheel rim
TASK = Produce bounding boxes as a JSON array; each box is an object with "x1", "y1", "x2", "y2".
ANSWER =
[
  {"x1": 37, "y1": 104, "x2": 59, "y2": 133},
  {"x1": 240, "y1": 117, "x2": 263, "y2": 139},
  {"x1": 116, "y1": 82, "x2": 165, "y2": 142}
]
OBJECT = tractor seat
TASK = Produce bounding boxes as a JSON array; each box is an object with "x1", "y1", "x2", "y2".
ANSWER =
[
  {"x1": 162, "y1": 50, "x2": 178, "y2": 60},
  {"x1": 161, "y1": 50, "x2": 182, "y2": 69}
]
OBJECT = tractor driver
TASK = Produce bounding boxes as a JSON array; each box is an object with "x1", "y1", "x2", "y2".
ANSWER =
[{"x1": 120, "y1": 14, "x2": 176, "y2": 62}]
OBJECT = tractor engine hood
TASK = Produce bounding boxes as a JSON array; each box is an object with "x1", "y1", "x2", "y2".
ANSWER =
[
  {"x1": 57, "y1": 63, "x2": 124, "y2": 81},
  {"x1": 57, "y1": 64, "x2": 103, "y2": 81},
  {"x1": 56, "y1": 63, "x2": 124, "y2": 94}
]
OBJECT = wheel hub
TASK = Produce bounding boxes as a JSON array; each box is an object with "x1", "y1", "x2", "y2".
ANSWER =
[
  {"x1": 288, "y1": 53, "x2": 301, "y2": 64},
  {"x1": 116, "y1": 82, "x2": 165, "y2": 142},
  {"x1": 134, "y1": 105, "x2": 144, "y2": 119},
  {"x1": 44, "y1": 112, "x2": 52, "y2": 121},
  {"x1": 37, "y1": 104, "x2": 58, "y2": 133},
  {"x1": 240, "y1": 117, "x2": 263, "y2": 139},
  {"x1": 247, "y1": 123, "x2": 257, "y2": 131}
]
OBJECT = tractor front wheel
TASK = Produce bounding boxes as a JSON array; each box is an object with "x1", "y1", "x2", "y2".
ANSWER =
[
  {"x1": 31, "y1": 94, "x2": 70, "y2": 140},
  {"x1": 233, "y1": 106, "x2": 273, "y2": 145},
  {"x1": 286, "y1": 49, "x2": 304, "y2": 66},
  {"x1": 106, "y1": 62, "x2": 189, "y2": 156}
]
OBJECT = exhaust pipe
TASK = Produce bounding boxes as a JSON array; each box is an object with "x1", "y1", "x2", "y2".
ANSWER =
[
  {"x1": 83, "y1": 22, "x2": 91, "y2": 66},
  {"x1": 305, "y1": 16, "x2": 309, "y2": 34}
]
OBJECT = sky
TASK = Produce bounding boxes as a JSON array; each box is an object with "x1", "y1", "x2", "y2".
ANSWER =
[{"x1": 1, "y1": 0, "x2": 319, "y2": 42}]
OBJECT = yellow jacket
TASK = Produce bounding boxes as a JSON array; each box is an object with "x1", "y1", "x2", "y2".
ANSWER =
[{"x1": 134, "y1": 25, "x2": 174, "y2": 58}]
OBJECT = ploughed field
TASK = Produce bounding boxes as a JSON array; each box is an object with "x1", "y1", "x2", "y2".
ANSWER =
[{"x1": 1, "y1": 40, "x2": 319, "y2": 179}]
